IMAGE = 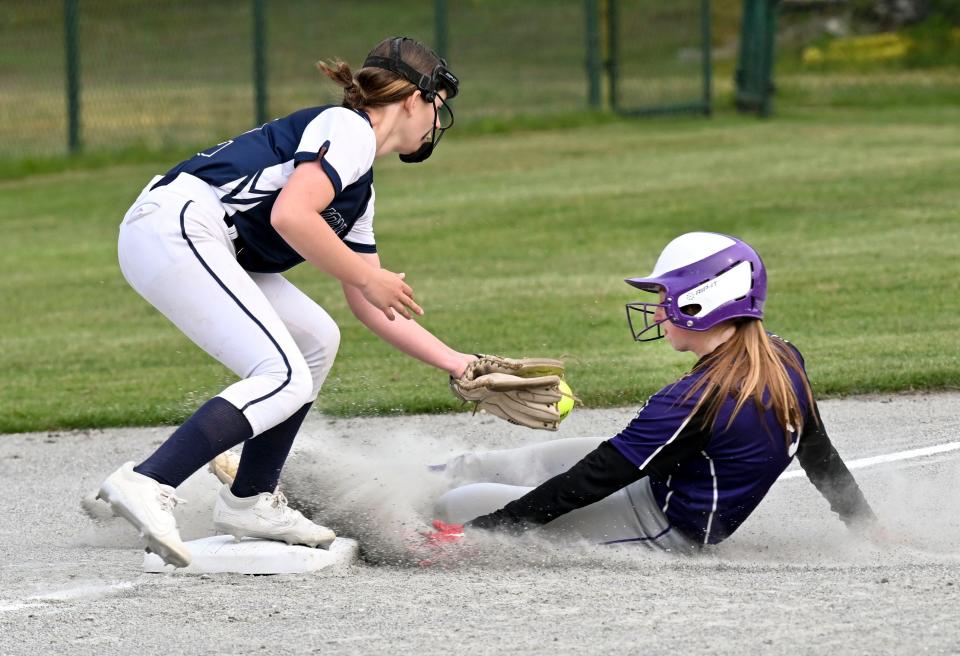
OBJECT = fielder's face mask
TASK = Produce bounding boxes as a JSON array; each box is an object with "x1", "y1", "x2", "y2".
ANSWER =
[{"x1": 363, "y1": 37, "x2": 460, "y2": 163}]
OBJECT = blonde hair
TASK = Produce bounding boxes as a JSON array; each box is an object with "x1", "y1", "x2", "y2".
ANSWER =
[
  {"x1": 317, "y1": 37, "x2": 445, "y2": 110},
  {"x1": 683, "y1": 320, "x2": 814, "y2": 444}
]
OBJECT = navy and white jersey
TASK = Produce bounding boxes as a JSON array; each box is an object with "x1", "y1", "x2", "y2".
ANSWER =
[
  {"x1": 609, "y1": 343, "x2": 810, "y2": 545},
  {"x1": 158, "y1": 105, "x2": 377, "y2": 273}
]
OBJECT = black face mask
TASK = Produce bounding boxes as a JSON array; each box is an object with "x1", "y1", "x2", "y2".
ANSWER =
[
  {"x1": 399, "y1": 93, "x2": 455, "y2": 163},
  {"x1": 363, "y1": 37, "x2": 460, "y2": 164}
]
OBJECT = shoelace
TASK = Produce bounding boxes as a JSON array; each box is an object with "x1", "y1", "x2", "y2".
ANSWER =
[
  {"x1": 157, "y1": 489, "x2": 187, "y2": 514},
  {"x1": 267, "y1": 490, "x2": 295, "y2": 518}
]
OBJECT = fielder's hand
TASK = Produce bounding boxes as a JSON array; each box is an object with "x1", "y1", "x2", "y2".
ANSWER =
[
  {"x1": 360, "y1": 268, "x2": 422, "y2": 321},
  {"x1": 449, "y1": 354, "x2": 566, "y2": 431}
]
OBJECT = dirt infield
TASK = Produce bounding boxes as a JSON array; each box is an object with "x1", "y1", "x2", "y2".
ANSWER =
[{"x1": 1, "y1": 393, "x2": 959, "y2": 655}]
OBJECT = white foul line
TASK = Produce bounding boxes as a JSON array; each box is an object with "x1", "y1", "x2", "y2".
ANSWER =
[
  {"x1": 0, "y1": 581, "x2": 140, "y2": 616},
  {"x1": 779, "y1": 441, "x2": 960, "y2": 480}
]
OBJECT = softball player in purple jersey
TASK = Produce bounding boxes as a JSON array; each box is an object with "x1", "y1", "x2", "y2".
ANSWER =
[
  {"x1": 429, "y1": 232, "x2": 878, "y2": 551},
  {"x1": 97, "y1": 37, "x2": 473, "y2": 567}
]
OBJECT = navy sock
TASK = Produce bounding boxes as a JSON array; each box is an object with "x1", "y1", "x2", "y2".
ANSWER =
[
  {"x1": 230, "y1": 402, "x2": 312, "y2": 498},
  {"x1": 135, "y1": 397, "x2": 253, "y2": 488}
]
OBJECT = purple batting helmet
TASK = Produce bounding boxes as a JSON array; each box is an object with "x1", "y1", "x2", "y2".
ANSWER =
[{"x1": 625, "y1": 232, "x2": 767, "y2": 342}]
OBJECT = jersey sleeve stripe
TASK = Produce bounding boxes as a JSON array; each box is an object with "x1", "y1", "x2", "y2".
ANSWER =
[
  {"x1": 294, "y1": 140, "x2": 343, "y2": 194},
  {"x1": 343, "y1": 240, "x2": 377, "y2": 254}
]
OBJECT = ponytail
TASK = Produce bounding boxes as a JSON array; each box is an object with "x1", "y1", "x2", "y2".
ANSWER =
[
  {"x1": 317, "y1": 57, "x2": 417, "y2": 110},
  {"x1": 316, "y1": 59, "x2": 369, "y2": 109}
]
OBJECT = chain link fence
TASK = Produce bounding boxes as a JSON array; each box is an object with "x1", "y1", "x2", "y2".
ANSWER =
[
  {"x1": 613, "y1": 0, "x2": 713, "y2": 115},
  {"x1": 3, "y1": 0, "x2": 263, "y2": 157},
  {"x1": 1, "y1": 0, "x2": 716, "y2": 161},
  {"x1": 7, "y1": 1, "x2": 953, "y2": 162}
]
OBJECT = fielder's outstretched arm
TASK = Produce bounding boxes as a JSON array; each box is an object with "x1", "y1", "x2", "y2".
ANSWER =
[{"x1": 342, "y1": 252, "x2": 475, "y2": 378}]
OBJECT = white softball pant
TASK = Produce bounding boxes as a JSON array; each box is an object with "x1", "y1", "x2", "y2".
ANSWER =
[
  {"x1": 434, "y1": 437, "x2": 697, "y2": 551},
  {"x1": 118, "y1": 173, "x2": 340, "y2": 436}
]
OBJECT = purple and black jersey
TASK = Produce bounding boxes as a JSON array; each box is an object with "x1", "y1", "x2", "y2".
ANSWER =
[
  {"x1": 467, "y1": 338, "x2": 875, "y2": 544},
  {"x1": 155, "y1": 106, "x2": 378, "y2": 273},
  {"x1": 609, "y1": 348, "x2": 809, "y2": 545}
]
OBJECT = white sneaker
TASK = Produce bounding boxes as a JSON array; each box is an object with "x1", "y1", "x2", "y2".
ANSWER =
[
  {"x1": 97, "y1": 462, "x2": 191, "y2": 568},
  {"x1": 213, "y1": 486, "x2": 336, "y2": 549}
]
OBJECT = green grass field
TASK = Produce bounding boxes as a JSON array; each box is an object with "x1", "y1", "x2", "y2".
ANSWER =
[{"x1": 1, "y1": 101, "x2": 958, "y2": 433}]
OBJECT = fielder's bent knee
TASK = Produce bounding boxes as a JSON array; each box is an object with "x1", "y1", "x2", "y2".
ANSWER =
[
  {"x1": 322, "y1": 319, "x2": 341, "y2": 356},
  {"x1": 287, "y1": 360, "x2": 316, "y2": 408},
  {"x1": 305, "y1": 319, "x2": 340, "y2": 398},
  {"x1": 224, "y1": 351, "x2": 316, "y2": 435}
]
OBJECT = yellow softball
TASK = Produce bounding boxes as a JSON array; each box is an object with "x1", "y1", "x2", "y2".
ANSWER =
[{"x1": 557, "y1": 380, "x2": 575, "y2": 421}]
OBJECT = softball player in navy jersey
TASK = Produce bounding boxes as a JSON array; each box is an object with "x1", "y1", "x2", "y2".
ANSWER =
[
  {"x1": 427, "y1": 232, "x2": 879, "y2": 551},
  {"x1": 98, "y1": 37, "x2": 473, "y2": 567}
]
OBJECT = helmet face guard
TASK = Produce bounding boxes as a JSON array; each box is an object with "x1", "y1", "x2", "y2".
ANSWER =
[
  {"x1": 624, "y1": 233, "x2": 767, "y2": 343},
  {"x1": 363, "y1": 37, "x2": 460, "y2": 163},
  {"x1": 625, "y1": 300, "x2": 669, "y2": 342}
]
